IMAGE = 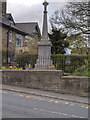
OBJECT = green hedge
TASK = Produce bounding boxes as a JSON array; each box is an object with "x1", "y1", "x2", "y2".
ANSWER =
[
  {"x1": 15, "y1": 53, "x2": 88, "y2": 73},
  {"x1": 16, "y1": 53, "x2": 38, "y2": 69},
  {"x1": 51, "y1": 54, "x2": 88, "y2": 73},
  {"x1": 72, "y1": 55, "x2": 90, "y2": 77}
]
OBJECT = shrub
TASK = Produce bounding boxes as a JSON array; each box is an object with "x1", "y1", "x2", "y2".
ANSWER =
[
  {"x1": 51, "y1": 54, "x2": 88, "y2": 73},
  {"x1": 16, "y1": 53, "x2": 37, "y2": 69},
  {"x1": 15, "y1": 53, "x2": 88, "y2": 75},
  {"x1": 72, "y1": 58, "x2": 90, "y2": 77}
]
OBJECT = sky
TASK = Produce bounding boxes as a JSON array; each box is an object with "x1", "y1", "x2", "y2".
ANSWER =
[{"x1": 7, "y1": 0, "x2": 66, "y2": 32}]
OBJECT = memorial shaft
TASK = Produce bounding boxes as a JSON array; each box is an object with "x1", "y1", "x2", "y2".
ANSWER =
[
  {"x1": 35, "y1": 1, "x2": 52, "y2": 69},
  {"x1": 42, "y1": 1, "x2": 49, "y2": 40}
]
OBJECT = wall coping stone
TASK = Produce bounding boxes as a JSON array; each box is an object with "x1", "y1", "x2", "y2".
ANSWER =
[
  {"x1": 61, "y1": 76, "x2": 90, "y2": 79},
  {"x1": 1, "y1": 70, "x2": 62, "y2": 72}
]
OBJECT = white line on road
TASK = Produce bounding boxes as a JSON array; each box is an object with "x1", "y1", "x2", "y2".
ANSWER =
[{"x1": 34, "y1": 107, "x2": 85, "y2": 118}]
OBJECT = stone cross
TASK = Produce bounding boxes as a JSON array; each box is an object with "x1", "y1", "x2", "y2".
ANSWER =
[
  {"x1": 35, "y1": 1, "x2": 53, "y2": 69},
  {"x1": 42, "y1": 1, "x2": 49, "y2": 40}
]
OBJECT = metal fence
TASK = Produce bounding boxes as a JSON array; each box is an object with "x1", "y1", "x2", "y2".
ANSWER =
[
  {"x1": 51, "y1": 55, "x2": 88, "y2": 74},
  {"x1": 1, "y1": 54, "x2": 88, "y2": 75}
]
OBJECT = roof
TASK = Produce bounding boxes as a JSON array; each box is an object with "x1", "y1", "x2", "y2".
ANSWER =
[
  {"x1": 0, "y1": 16, "x2": 27, "y2": 36},
  {"x1": 5, "y1": 13, "x2": 15, "y2": 24},
  {"x1": 16, "y1": 22, "x2": 41, "y2": 36},
  {"x1": 0, "y1": 13, "x2": 41, "y2": 36}
]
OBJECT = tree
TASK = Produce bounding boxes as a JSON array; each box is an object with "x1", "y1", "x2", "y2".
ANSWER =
[
  {"x1": 50, "y1": 2, "x2": 89, "y2": 44},
  {"x1": 48, "y1": 28, "x2": 69, "y2": 54},
  {"x1": 66, "y1": 34, "x2": 88, "y2": 55}
]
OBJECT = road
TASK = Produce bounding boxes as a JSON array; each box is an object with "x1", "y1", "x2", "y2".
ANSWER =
[{"x1": 1, "y1": 90, "x2": 89, "y2": 118}]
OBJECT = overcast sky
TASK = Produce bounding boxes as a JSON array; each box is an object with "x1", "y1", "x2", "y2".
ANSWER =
[{"x1": 7, "y1": 0, "x2": 66, "y2": 32}]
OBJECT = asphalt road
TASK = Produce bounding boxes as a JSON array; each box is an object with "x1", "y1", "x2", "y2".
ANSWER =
[{"x1": 1, "y1": 90, "x2": 89, "y2": 118}]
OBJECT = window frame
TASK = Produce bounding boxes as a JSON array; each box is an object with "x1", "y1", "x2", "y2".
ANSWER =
[
  {"x1": 16, "y1": 37, "x2": 22, "y2": 47},
  {"x1": 9, "y1": 30, "x2": 12, "y2": 42}
]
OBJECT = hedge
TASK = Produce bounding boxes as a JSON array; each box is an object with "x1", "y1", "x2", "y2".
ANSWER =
[
  {"x1": 51, "y1": 54, "x2": 88, "y2": 73},
  {"x1": 16, "y1": 53, "x2": 38, "y2": 69},
  {"x1": 15, "y1": 53, "x2": 88, "y2": 73}
]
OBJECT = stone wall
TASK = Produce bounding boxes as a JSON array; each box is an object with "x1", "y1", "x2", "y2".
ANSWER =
[
  {"x1": 2, "y1": 27, "x2": 16, "y2": 63},
  {"x1": 1, "y1": 70, "x2": 89, "y2": 96},
  {"x1": 2, "y1": 27, "x2": 26, "y2": 63}
]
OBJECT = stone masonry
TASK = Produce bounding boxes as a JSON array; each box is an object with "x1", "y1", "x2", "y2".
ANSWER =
[
  {"x1": 35, "y1": 1, "x2": 52, "y2": 69},
  {"x1": 2, "y1": 70, "x2": 89, "y2": 97}
]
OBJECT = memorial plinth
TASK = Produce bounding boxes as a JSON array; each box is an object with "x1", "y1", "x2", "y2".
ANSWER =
[{"x1": 35, "y1": 1, "x2": 53, "y2": 69}]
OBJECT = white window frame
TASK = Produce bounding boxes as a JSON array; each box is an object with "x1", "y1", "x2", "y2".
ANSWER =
[{"x1": 9, "y1": 30, "x2": 12, "y2": 42}]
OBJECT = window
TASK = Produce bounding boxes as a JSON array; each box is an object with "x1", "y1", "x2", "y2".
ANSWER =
[
  {"x1": 16, "y1": 37, "x2": 22, "y2": 47},
  {"x1": 9, "y1": 31, "x2": 12, "y2": 42}
]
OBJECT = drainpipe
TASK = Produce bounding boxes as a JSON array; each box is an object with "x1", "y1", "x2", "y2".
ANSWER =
[
  {"x1": 7, "y1": 22, "x2": 11, "y2": 65},
  {"x1": 7, "y1": 30, "x2": 9, "y2": 65}
]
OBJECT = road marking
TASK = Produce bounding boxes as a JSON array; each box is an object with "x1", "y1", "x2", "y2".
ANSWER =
[
  {"x1": 19, "y1": 95, "x2": 24, "y2": 97},
  {"x1": 16, "y1": 94, "x2": 88, "y2": 110},
  {"x1": 0, "y1": 91, "x2": 8, "y2": 94},
  {"x1": 85, "y1": 106, "x2": 89, "y2": 109},
  {"x1": 48, "y1": 100, "x2": 54, "y2": 102},
  {"x1": 65, "y1": 102, "x2": 69, "y2": 104},
  {"x1": 54, "y1": 101, "x2": 60, "y2": 103},
  {"x1": 34, "y1": 107, "x2": 85, "y2": 118},
  {"x1": 39, "y1": 99, "x2": 45, "y2": 100},
  {"x1": 26, "y1": 96, "x2": 31, "y2": 98},
  {"x1": 81, "y1": 106, "x2": 85, "y2": 108}
]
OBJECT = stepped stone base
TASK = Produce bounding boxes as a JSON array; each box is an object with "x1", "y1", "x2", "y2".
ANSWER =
[{"x1": 35, "y1": 40, "x2": 53, "y2": 69}]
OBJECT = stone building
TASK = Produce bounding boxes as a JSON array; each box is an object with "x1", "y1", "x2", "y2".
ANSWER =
[
  {"x1": 0, "y1": 2, "x2": 27, "y2": 64},
  {"x1": 0, "y1": 1, "x2": 41, "y2": 65},
  {"x1": 16, "y1": 22, "x2": 41, "y2": 54}
]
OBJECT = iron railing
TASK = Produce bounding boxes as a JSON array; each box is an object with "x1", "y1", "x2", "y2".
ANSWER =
[{"x1": 1, "y1": 54, "x2": 88, "y2": 74}]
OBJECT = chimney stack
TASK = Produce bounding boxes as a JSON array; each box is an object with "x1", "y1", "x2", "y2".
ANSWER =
[
  {"x1": 2, "y1": 1, "x2": 6, "y2": 16},
  {"x1": 0, "y1": 0, "x2": 6, "y2": 17}
]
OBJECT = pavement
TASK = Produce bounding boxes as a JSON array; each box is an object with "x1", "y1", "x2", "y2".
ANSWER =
[{"x1": 1, "y1": 84, "x2": 89, "y2": 104}]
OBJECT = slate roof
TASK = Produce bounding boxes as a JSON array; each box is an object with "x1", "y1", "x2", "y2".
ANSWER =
[
  {"x1": 5, "y1": 13, "x2": 15, "y2": 24},
  {"x1": 16, "y1": 22, "x2": 41, "y2": 36},
  {"x1": 0, "y1": 13, "x2": 41, "y2": 36},
  {"x1": 0, "y1": 15, "x2": 27, "y2": 35}
]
